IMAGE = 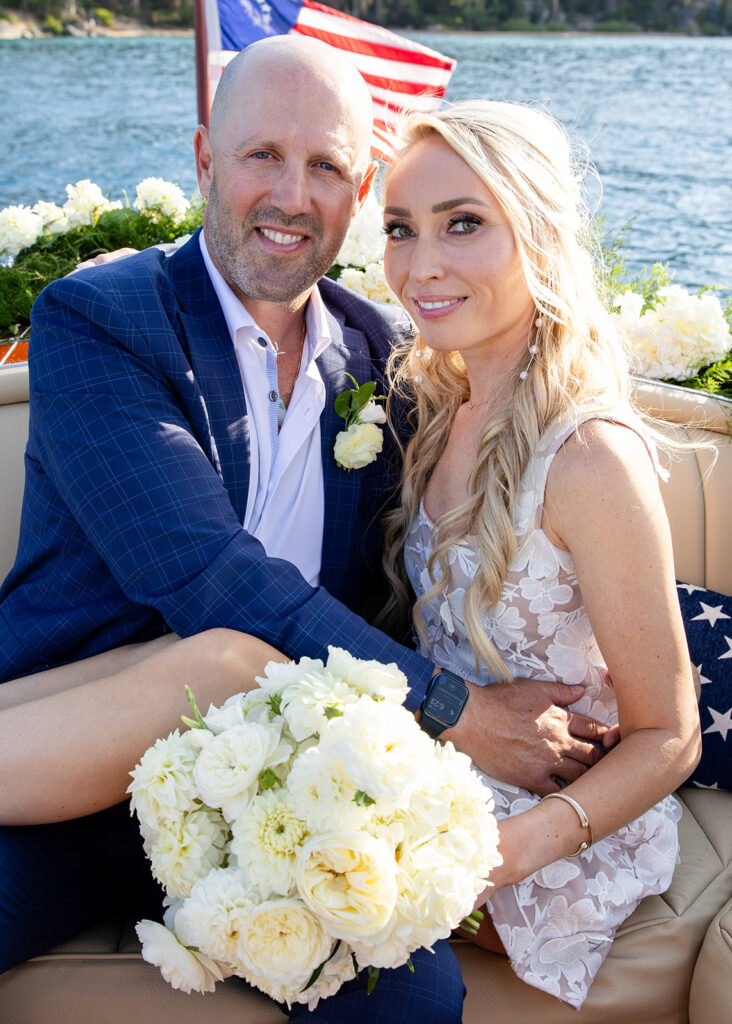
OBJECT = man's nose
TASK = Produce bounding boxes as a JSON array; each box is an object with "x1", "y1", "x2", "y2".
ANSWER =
[{"x1": 268, "y1": 162, "x2": 310, "y2": 215}]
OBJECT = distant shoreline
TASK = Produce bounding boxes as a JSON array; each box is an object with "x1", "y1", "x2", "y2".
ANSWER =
[
  {"x1": 0, "y1": 13, "x2": 193, "y2": 39},
  {"x1": 1, "y1": 12, "x2": 728, "y2": 41}
]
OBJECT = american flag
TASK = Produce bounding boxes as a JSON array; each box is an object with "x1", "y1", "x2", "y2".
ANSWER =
[{"x1": 196, "y1": 0, "x2": 456, "y2": 161}]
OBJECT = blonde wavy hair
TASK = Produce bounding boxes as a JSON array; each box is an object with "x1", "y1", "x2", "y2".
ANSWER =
[{"x1": 381, "y1": 100, "x2": 634, "y2": 680}]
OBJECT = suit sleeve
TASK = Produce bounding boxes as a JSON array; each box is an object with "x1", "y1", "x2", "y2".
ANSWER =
[{"x1": 29, "y1": 276, "x2": 433, "y2": 709}]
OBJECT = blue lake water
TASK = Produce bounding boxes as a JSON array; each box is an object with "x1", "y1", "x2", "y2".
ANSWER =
[{"x1": 1, "y1": 32, "x2": 731, "y2": 291}]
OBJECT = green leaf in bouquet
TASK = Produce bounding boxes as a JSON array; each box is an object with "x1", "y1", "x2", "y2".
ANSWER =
[
  {"x1": 258, "y1": 767, "x2": 279, "y2": 790},
  {"x1": 323, "y1": 705, "x2": 344, "y2": 719},
  {"x1": 354, "y1": 790, "x2": 375, "y2": 806},
  {"x1": 407, "y1": 957, "x2": 414, "y2": 973},
  {"x1": 301, "y1": 940, "x2": 341, "y2": 992},
  {"x1": 184, "y1": 685, "x2": 211, "y2": 730},
  {"x1": 367, "y1": 965, "x2": 380, "y2": 995},
  {"x1": 269, "y1": 694, "x2": 283, "y2": 716}
]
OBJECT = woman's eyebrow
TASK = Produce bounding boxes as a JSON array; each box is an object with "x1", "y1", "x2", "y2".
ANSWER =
[{"x1": 431, "y1": 197, "x2": 490, "y2": 213}]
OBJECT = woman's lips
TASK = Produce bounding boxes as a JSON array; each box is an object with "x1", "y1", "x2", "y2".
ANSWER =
[{"x1": 412, "y1": 297, "x2": 466, "y2": 319}]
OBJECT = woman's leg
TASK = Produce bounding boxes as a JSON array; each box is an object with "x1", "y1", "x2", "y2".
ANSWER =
[
  {"x1": 287, "y1": 941, "x2": 465, "y2": 1024},
  {"x1": 0, "y1": 628, "x2": 285, "y2": 823}
]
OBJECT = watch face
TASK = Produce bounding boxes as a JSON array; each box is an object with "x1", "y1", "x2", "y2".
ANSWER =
[{"x1": 425, "y1": 676, "x2": 467, "y2": 726}]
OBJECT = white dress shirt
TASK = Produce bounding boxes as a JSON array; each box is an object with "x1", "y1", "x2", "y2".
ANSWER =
[{"x1": 200, "y1": 233, "x2": 334, "y2": 586}]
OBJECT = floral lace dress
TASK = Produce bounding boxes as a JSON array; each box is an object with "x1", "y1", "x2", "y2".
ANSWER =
[{"x1": 403, "y1": 408, "x2": 681, "y2": 1009}]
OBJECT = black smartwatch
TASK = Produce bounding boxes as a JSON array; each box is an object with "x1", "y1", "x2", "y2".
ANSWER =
[{"x1": 420, "y1": 669, "x2": 469, "y2": 739}]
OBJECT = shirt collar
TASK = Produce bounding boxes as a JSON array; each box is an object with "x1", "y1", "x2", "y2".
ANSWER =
[{"x1": 200, "y1": 231, "x2": 333, "y2": 364}]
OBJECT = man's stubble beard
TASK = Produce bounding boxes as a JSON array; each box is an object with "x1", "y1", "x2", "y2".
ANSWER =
[{"x1": 204, "y1": 176, "x2": 348, "y2": 305}]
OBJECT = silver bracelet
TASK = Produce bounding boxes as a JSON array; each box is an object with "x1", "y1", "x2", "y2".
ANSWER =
[{"x1": 540, "y1": 791, "x2": 593, "y2": 857}]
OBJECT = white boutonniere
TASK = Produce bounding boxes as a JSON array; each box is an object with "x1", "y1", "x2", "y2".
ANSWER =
[{"x1": 333, "y1": 373, "x2": 387, "y2": 471}]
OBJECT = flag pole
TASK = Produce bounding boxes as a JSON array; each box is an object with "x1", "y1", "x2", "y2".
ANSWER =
[{"x1": 194, "y1": 0, "x2": 211, "y2": 128}]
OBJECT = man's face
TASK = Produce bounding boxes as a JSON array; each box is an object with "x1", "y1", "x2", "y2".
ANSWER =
[{"x1": 196, "y1": 65, "x2": 370, "y2": 309}]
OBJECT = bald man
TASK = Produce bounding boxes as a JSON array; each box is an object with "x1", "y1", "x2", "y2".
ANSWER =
[{"x1": 0, "y1": 36, "x2": 607, "y2": 1006}]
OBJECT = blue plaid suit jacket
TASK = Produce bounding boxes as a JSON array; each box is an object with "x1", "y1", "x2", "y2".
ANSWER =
[{"x1": 0, "y1": 232, "x2": 432, "y2": 707}]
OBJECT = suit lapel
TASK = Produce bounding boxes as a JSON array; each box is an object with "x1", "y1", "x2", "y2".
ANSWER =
[
  {"x1": 167, "y1": 233, "x2": 251, "y2": 523},
  {"x1": 317, "y1": 306, "x2": 372, "y2": 597}
]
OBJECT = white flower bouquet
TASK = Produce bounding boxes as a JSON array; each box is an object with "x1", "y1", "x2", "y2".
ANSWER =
[{"x1": 128, "y1": 647, "x2": 500, "y2": 1009}]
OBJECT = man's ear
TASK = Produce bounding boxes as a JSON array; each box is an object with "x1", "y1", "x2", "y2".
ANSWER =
[
  {"x1": 194, "y1": 125, "x2": 213, "y2": 198},
  {"x1": 354, "y1": 160, "x2": 379, "y2": 212}
]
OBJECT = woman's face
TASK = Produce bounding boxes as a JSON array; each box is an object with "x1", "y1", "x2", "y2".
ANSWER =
[{"x1": 383, "y1": 136, "x2": 535, "y2": 368}]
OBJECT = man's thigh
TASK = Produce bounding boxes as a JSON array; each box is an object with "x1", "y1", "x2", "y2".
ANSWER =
[{"x1": 0, "y1": 801, "x2": 161, "y2": 974}]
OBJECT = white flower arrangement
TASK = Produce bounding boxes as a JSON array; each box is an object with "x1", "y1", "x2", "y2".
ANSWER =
[
  {"x1": 129, "y1": 648, "x2": 500, "y2": 1010},
  {"x1": 0, "y1": 177, "x2": 190, "y2": 261},
  {"x1": 134, "y1": 177, "x2": 190, "y2": 225},
  {"x1": 615, "y1": 284, "x2": 732, "y2": 382}
]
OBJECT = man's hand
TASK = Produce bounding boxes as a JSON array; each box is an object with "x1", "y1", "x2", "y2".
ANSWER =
[
  {"x1": 73, "y1": 248, "x2": 139, "y2": 272},
  {"x1": 444, "y1": 678, "x2": 617, "y2": 795}
]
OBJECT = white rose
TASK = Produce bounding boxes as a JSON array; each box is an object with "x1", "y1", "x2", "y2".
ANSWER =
[
  {"x1": 361, "y1": 262, "x2": 399, "y2": 305},
  {"x1": 149, "y1": 806, "x2": 229, "y2": 899},
  {"x1": 337, "y1": 267, "x2": 368, "y2": 298},
  {"x1": 280, "y1": 669, "x2": 361, "y2": 742},
  {"x1": 325, "y1": 647, "x2": 407, "y2": 703},
  {"x1": 134, "y1": 177, "x2": 189, "y2": 224},
  {"x1": 174, "y1": 866, "x2": 257, "y2": 967},
  {"x1": 285, "y1": 746, "x2": 374, "y2": 834},
  {"x1": 230, "y1": 790, "x2": 308, "y2": 896},
  {"x1": 0, "y1": 204, "x2": 43, "y2": 258},
  {"x1": 296, "y1": 832, "x2": 398, "y2": 943},
  {"x1": 333, "y1": 421, "x2": 383, "y2": 470},
  {"x1": 128, "y1": 729, "x2": 200, "y2": 830},
  {"x1": 202, "y1": 691, "x2": 247, "y2": 733},
  {"x1": 62, "y1": 179, "x2": 121, "y2": 228},
  {"x1": 239, "y1": 897, "x2": 334, "y2": 987},
  {"x1": 319, "y1": 696, "x2": 434, "y2": 805},
  {"x1": 31, "y1": 200, "x2": 68, "y2": 235},
  {"x1": 135, "y1": 919, "x2": 226, "y2": 993},
  {"x1": 193, "y1": 721, "x2": 292, "y2": 821},
  {"x1": 255, "y1": 656, "x2": 325, "y2": 695},
  {"x1": 356, "y1": 400, "x2": 387, "y2": 424}
]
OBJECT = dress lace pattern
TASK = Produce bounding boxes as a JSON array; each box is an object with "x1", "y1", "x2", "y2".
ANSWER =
[{"x1": 403, "y1": 408, "x2": 681, "y2": 1008}]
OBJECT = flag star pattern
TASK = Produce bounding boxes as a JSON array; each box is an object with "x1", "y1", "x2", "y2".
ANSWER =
[{"x1": 677, "y1": 583, "x2": 732, "y2": 791}]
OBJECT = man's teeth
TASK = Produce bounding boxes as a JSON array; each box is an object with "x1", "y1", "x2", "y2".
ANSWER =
[
  {"x1": 261, "y1": 228, "x2": 305, "y2": 245},
  {"x1": 417, "y1": 299, "x2": 458, "y2": 310}
]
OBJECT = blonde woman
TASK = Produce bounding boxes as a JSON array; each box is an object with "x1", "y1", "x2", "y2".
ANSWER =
[{"x1": 381, "y1": 101, "x2": 700, "y2": 1008}]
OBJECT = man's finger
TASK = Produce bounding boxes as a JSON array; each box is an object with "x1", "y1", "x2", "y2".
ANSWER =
[
  {"x1": 544, "y1": 682, "x2": 585, "y2": 706},
  {"x1": 602, "y1": 724, "x2": 621, "y2": 749},
  {"x1": 567, "y1": 710, "x2": 609, "y2": 743},
  {"x1": 551, "y1": 758, "x2": 592, "y2": 784}
]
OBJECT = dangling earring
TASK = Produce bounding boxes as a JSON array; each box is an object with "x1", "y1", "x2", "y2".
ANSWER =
[
  {"x1": 413, "y1": 340, "x2": 427, "y2": 384},
  {"x1": 519, "y1": 316, "x2": 542, "y2": 381}
]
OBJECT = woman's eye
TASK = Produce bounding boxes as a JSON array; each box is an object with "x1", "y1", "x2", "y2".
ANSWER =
[
  {"x1": 384, "y1": 221, "x2": 414, "y2": 240},
  {"x1": 448, "y1": 215, "x2": 482, "y2": 234}
]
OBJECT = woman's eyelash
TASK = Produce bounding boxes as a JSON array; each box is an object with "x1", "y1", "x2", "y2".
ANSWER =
[
  {"x1": 383, "y1": 221, "x2": 411, "y2": 238},
  {"x1": 448, "y1": 214, "x2": 483, "y2": 230}
]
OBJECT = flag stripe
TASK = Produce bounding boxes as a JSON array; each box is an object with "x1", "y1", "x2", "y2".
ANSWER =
[{"x1": 296, "y1": 2, "x2": 454, "y2": 69}]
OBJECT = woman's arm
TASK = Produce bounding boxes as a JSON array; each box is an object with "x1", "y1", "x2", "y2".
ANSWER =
[
  {"x1": 0, "y1": 629, "x2": 284, "y2": 826},
  {"x1": 485, "y1": 419, "x2": 701, "y2": 890}
]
